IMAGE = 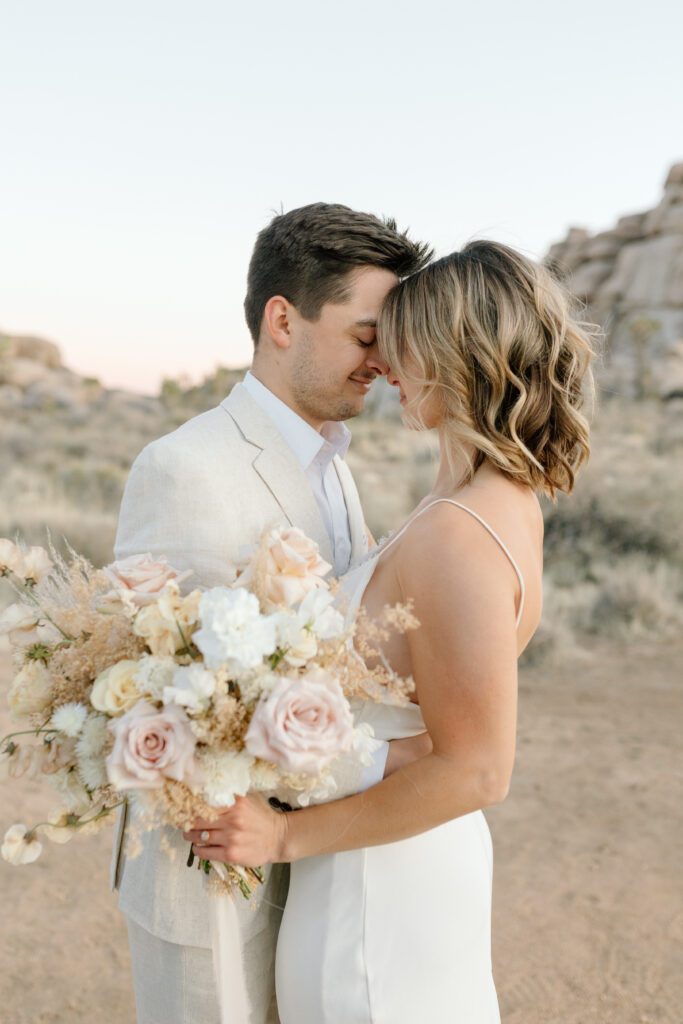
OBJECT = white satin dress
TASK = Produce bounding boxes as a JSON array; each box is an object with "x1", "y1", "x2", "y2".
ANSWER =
[{"x1": 275, "y1": 499, "x2": 525, "y2": 1023}]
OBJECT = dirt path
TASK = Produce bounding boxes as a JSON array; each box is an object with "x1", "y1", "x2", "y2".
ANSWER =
[{"x1": 1, "y1": 640, "x2": 680, "y2": 1023}]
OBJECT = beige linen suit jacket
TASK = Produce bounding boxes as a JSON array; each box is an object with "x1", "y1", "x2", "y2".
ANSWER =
[{"x1": 109, "y1": 382, "x2": 369, "y2": 954}]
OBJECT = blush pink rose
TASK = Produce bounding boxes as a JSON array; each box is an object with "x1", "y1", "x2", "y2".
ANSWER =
[
  {"x1": 102, "y1": 553, "x2": 192, "y2": 609},
  {"x1": 243, "y1": 527, "x2": 332, "y2": 608},
  {"x1": 244, "y1": 668, "x2": 354, "y2": 774},
  {"x1": 106, "y1": 701, "x2": 202, "y2": 790}
]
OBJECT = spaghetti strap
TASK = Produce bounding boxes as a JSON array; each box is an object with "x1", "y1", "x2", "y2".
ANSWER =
[{"x1": 379, "y1": 498, "x2": 526, "y2": 628}]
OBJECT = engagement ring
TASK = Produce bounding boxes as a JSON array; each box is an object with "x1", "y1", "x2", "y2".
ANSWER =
[{"x1": 200, "y1": 830, "x2": 210, "y2": 842}]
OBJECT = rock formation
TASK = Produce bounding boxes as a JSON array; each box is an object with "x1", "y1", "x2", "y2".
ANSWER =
[{"x1": 546, "y1": 162, "x2": 683, "y2": 399}]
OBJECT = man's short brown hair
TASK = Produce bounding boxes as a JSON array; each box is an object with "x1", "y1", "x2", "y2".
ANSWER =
[{"x1": 244, "y1": 202, "x2": 432, "y2": 345}]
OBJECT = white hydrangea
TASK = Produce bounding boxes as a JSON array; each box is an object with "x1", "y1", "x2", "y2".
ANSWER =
[
  {"x1": 163, "y1": 663, "x2": 216, "y2": 714},
  {"x1": 199, "y1": 750, "x2": 255, "y2": 807},
  {"x1": 50, "y1": 702, "x2": 88, "y2": 738},
  {"x1": 76, "y1": 714, "x2": 109, "y2": 759},
  {"x1": 133, "y1": 655, "x2": 176, "y2": 701},
  {"x1": 194, "y1": 588, "x2": 279, "y2": 673}
]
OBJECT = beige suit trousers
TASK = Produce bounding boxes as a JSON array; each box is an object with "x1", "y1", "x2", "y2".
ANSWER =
[{"x1": 126, "y1": 916, "x2": 281, "y2": 1024}]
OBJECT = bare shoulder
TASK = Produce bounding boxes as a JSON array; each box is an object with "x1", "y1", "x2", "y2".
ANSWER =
[
  {"x1": 403, "y1": 476, "x2": 541, "y2": 561},
  {"x1": 393, "y1": 473, "x2": 543, "y2": 631}
]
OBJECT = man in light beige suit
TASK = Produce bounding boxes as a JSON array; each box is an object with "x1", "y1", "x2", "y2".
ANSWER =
[{"x1": 112, "y1": 202, "x2": 432, "y2": 1023}]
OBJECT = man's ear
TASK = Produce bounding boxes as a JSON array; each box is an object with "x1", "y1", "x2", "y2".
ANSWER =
[{"x1": 262, "y1": 296, "x2": 293, "y2": 350}]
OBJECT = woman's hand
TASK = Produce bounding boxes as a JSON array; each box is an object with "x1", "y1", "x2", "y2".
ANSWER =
[
  {"x1": 183, "y1": 793, "x2": 289, "y2": 868},
  {"x1": 384, "y1": 732, "x2": 433, "y2": 778},
  {"x1": 182, "y1": 734, "x2": 433, "y2": 867}
]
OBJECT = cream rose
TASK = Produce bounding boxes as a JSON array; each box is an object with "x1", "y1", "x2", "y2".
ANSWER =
[
  {"x1": 102, "y1": 553, "x2": 193, "y2": 611},
  {"x1": 106, "y1": 700, "x2": 202, "y2": 790},
  {"x1": 240, "y1": 527, "x2": 332, "y2": 608},
  {"x1": 133, "y1": 585, "x2": 201, "y2": 656},
  {"x1": 8, "y1": 661, "x2": 53, "y2": 718},
  {"x1": 244, "y1": 667, "x2": 355, "y2": 774},
  {"x1": 90, "y1": 660, "x2": 141, "y2": 716}
]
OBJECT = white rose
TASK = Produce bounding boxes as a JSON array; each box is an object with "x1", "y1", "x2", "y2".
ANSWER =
[
  {"x1": 8, "y1": 661, "x2": 53, "y2": 718},
  {"x1": 1, "y1": 824, "x2": 43, "y2": 865},
  {"x1": 90, "y1": 660, "x2": 141, "y2": 716}
]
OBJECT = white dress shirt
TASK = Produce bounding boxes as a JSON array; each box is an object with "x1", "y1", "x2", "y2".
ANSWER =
[
  {"x1": 242, "y1": 370, "x2": 389, "y2": 787},
  {"x1": 242, "y1": 371, "x2": 354, "y2": 575}
]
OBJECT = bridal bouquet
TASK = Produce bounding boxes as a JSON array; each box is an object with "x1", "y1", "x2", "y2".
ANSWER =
[{"x1": 0, "y1": 529, "x2": 416, "y2": 896}]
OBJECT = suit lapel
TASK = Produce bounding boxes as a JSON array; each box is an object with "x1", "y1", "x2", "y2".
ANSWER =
[
  {"x1": 334, "y1": 456, "x2": 368, "y2": 565},
  {"x1": 221, "y1": 385, "x2": 333, "y2": 565}
]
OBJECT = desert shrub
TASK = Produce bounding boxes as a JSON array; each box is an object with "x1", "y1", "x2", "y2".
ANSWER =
[{"x1": 1, "y1": 376, "x2": 680, "y2": 664}]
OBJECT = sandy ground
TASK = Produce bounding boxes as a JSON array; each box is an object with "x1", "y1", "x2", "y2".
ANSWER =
[{"x1": 0, "y1": 640, "x2": 680, "y2": 1024}]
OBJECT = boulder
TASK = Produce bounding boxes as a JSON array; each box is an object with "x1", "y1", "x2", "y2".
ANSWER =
[
  {"x1": 546, "y1": 162, "x2": 683, "y2": 398},
  {"x1": 0, "y1": 333, "x2": 62, "y2": 368}
]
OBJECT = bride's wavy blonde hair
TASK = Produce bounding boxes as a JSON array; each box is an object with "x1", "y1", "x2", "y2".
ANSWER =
[{"x1": 378, "y1": 240, "x2": 596, "y2": 498}]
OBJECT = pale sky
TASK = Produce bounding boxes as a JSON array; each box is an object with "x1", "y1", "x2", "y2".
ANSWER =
[{"x1": 1, "y1": 0, "x2": 681, "y2": 393}]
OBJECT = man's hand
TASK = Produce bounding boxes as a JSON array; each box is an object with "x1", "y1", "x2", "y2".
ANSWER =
[{"x1": 384, "y1": 732, "x2": 433, "y2": 778}]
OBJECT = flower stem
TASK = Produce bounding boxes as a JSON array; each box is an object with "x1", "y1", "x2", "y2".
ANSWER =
[{"x1": 27, "y1": 801, "x2": 126, "y2": 840}]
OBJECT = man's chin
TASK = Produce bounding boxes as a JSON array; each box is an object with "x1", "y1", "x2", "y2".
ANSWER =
[{"x1": 328, "y1": 397, "x2": 364, "y2": 422}]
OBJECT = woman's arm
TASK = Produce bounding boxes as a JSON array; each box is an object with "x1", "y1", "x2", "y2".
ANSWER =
[{"x1": 186, "y1": 507, "x2": 520, "y2": 866}]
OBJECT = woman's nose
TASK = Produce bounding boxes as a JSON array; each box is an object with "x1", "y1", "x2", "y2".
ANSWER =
[{"x1": 386, "y1": 368, "x2": 400, "y2": 387}]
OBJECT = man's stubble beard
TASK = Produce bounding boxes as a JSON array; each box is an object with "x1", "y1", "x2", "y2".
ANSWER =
[{"x1": 290, "y1": 337, "x2": 361, "y2": 424}]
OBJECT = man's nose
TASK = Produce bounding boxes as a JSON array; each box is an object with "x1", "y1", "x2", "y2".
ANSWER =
[{"x1": 364, "y1": 346, "x2": 389, "y2": 377}]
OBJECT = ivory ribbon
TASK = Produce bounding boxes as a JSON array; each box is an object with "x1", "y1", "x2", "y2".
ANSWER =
[{"x1": 209, "y1": 863, "x2": 252, "y2": 1024}]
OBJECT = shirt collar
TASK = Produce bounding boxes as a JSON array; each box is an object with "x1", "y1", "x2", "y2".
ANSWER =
[{"x1": 242, "y1": 371, "x2": 351, "y2": 471}]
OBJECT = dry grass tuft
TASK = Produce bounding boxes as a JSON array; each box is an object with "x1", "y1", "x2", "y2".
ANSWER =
[{"x1": 3, "y1": 382, "x2": 680, "y2": 665}]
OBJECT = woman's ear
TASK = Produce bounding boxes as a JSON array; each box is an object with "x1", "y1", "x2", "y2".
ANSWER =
[{"x1": 262, "y1": 296, "x2": 293, "y2": 350}]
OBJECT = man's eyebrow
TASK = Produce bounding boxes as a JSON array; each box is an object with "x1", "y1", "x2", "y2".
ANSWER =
[{"x1": 354, "y1": 317, "x2": 377, "y2": 328}]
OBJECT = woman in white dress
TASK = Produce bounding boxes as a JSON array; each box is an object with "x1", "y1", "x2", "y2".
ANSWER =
[{"x1": 187, "y1": 241, "x2": 595, "y2": 1022}]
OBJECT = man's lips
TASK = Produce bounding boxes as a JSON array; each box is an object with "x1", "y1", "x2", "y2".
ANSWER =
[{"x1": 348, "y1": 376, "x2": 375, "y2": 391}]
